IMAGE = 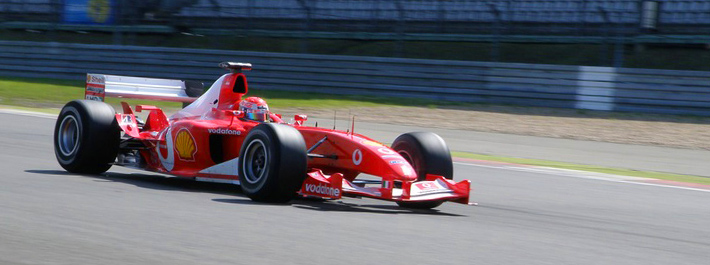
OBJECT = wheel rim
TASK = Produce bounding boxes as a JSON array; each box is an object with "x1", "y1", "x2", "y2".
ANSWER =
[
  {"x1": 58, "y1": 115, "x2": 80, "y2": 157},
  {"x1": 242, "y1": 139, "x2": 269, "y2": 184},
  {"x1": 398, "y1": 150, "x2": 418, "y2": 170}
]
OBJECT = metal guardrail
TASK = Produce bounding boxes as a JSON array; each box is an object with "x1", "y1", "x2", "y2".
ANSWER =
[{"x1": 0, "y1": 40, "x2": 709, "y2": 116}]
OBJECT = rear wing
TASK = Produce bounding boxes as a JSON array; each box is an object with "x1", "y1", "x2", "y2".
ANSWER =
[{"x1": 85, "y1": 74, "x2": 201, "y2": 103}]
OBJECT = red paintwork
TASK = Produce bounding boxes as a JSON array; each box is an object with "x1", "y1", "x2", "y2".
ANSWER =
[{"x1": 113, "y1": 72, "x2": 471, "y2": 205}]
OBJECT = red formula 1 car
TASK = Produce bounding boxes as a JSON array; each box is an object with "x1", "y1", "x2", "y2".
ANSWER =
[{"x1": 53, "y1": 62, "x2": 471, "y2": 209}]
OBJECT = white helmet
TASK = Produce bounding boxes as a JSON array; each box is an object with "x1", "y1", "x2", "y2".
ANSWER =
[{"x1": 239, "y1": 97, "x2": 269, "y2": 122}]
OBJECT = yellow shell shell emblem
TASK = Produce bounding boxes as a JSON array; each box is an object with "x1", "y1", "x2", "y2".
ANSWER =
[
  {"x1": 175, "y1": 129, "x2": 197, "y2": 161},
  {"x1": 87, "y1": 0, "x2": 111, "y2": 24}
]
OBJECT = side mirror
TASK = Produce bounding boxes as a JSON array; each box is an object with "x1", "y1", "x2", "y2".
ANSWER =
[{"x1": 294, "y1": 114, "x2": 308, "y2": 126}]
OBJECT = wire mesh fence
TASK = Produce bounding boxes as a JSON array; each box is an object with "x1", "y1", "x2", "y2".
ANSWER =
[{"x1": 1, "y1": 0, "x2": 709, "y2": 68}]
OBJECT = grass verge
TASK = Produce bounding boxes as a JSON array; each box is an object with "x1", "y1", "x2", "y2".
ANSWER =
[
  {"x1": 453, "y1": 152, "x2": 710, "y2": 186},
  {"x1": 0, "y1": 76, "x2": 445, "y2": 110},
  {"x1": 0, "y1": 77, "x2": 182, "y2": 110}
]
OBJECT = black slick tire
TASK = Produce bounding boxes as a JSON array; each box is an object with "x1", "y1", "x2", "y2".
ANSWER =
[
  {"x1": 54, "y1": 100, "x2": 120, "y2": 174},
  {"x1": 183, "y1": 80, "x2": 204, "y2": 108},
  {"x1": 238, "y1": 123, "x2": 308, "y2": 203},
  {"x1": 391, "y1": 132, "x2": 453, "y2": 209}
]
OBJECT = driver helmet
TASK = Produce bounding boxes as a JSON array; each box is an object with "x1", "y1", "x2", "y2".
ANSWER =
[{"x1": 239, "y1": 97, "x2": 269, "y2": 122}]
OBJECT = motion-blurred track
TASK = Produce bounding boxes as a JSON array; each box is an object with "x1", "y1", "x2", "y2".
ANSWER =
[{"x1": 1, "y1": 112, "x2": 709, "y2": 265}]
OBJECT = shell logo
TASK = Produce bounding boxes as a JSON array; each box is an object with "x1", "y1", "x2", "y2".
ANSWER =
[
  {"x1": 87, "y1": 0, "x2": 111, "y2": 23},
  {"x1": 175, "y1": 129, "x2": 197, "y2": 161}
]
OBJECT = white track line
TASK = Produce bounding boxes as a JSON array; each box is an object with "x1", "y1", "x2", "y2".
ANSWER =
[
  {"x1": 0, "y1": 109, "x2": 57, "y2": 119},
  {"x1": 455, "y1": 161, "x2": 710, "y2": 193}
]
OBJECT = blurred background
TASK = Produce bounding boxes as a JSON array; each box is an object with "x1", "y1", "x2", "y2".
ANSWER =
[
  {"x1": 1, "y1": 0, "x2": 709, "y2": 70},
  {"x1": 1, "y1": 0, "x2": 710, "y2": 117}
]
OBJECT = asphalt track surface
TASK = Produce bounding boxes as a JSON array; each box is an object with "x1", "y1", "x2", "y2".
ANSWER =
[
  {"x1": 2, "y1": 112, "x2": 710, "y2": 265},
  {"x1": 307, "y1": 117, "x2": 710, "y2": 178}
]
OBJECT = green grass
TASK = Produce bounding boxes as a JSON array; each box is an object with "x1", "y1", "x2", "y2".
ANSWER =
[
  {"x1": 452, "y1": 152, "x2": 710, "y2": 186},
  {"x1": 0, "y1": 76, "x2": 183, "y2": 110},
  {"x1": 248, "y1": 89, "x2": 434, "y2": 109},
  {"x1": 0, "y1": 76, "x2": 436, "y2": 111}
]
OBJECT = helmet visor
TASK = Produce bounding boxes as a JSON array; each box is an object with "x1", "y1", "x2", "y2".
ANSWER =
[{"x1": 245, "y1": 110, "x2": 268, "y2": 122}]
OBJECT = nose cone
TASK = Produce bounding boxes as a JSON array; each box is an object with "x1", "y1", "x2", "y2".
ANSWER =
[
  {"x1": 358, "y1": 139, "x2": 418, "y2": 181},
  {"x1": 390, "y1": 160, "x2": 418, "y2": 181}
]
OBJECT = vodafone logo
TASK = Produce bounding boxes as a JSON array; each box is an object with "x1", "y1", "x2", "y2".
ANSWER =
[
  {"x1": 304, "y1": 184, "x2": 341, "y2": 197},
  {"x1": 352, "y1": 149, "x2": 362, "y2": 165},
  {"x1": 208, "y1": 128, "x2": 241, "y2": 135},
  {"x1": 415, "y1": 182, "x2": 440, "y2": 191}
]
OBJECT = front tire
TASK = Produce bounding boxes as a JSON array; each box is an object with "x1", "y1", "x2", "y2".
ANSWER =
[
  {"x1": 54, "y1": 100, "x2": 120, "y2": 174},
  {"x1": 238, "y1": 123, "x2": 308, "y2": 203},
  {"x1": 392, "y1": 132, "x2": 453, "y2": 209}
]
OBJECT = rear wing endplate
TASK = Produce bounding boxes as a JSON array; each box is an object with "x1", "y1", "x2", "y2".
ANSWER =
[{"x1": 85, "y1": 74, "x2": 199, "y2": 103}]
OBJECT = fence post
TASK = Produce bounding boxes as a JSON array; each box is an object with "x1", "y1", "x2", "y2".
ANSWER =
[
  {"x1": 113, "y1": 0, "x2": 123, "y2": 45},
  {"x1": 49, "y1": 0, "x2": 61, "y2": 41},
  {"x1": 370, "y1": 0, "x2": 381, "y2": 32},
  {"x1": 612, "y1": 18, "x2": 625, "y2": 68},
  {"x1": 598, "y1": 6, "x2": 611, "y2": 66},
  {"x1": 580, "y1": 0, "x2": 589, "y2": 35},
  {"x1": 489, "y1": 4, "x2": 502, "y2": 62},
  {"x1": 598, "y1": 6, "x2": 625, "y2": 68},
  {"x1": 246, "y1": 0, "x2": 254, "y2": 35},
  {"x1": 296, "y1": 0, "x2": 314, "y2": 53},
  {"x1": 394, "y1": 0, "x2": 405, "y2": 57},
  {"x1": 437, "y1": 0, "x2": 446, "y2": 33}
]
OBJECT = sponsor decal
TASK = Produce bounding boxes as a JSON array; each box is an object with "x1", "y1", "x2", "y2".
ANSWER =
[
  {"x1": 207, "y1": 128, "x2": 241, "y2": 135},
  {"x1": 174, "y1": 128, "x2": 197, "y2": 161},
  {"x1": 85, "y1": 95, "x2": 103, "y2": 101},
  {"x1": 85, "y1": 85, "x2": 104, "y2": 93},
  {"x1": 360, "y1": 139, "x2": 384, "y2": 147},
  {"x1": 377, "y1": 147, "x2": 395, "y2": 155},
  {"x1": 415, "y1": 182, "x2": 439, "y2": 191},
  {"x1": 86, "y1": 74, "x2": 105, "y2": 84},
  {"x1": 377, "y1": 147, "x2": 401, "y2": 159},
  {"x1": 64, "y1": 0, "x2": 114, "y2": 24},
  {"x1": 304, "y1": 183, "x2": 340, "y2": 197},
  {"x1": 412, "y1": 181, "x2": 449, "y2": 196},
  {"x1": 85, "y1": 73, "x2": 105, "y2": 102},
  {"x1": 156, "y1": 128, "x2": 175, "y2": 171},
  {"x1": 120, "y1": 115, "x2": 132, "y2": 125},
  {"x1": 87, "y1": 0, "x2": 111, "y2": 23},
  {"x1": 390, "y1": 160, "x2": 405, "y2": 164},
  {"x1": 85, "y1": 77, "x2": 105, "y2": 101},
  {"x1": 352, "y1": 149, "x2": 362, "y2": 166}
]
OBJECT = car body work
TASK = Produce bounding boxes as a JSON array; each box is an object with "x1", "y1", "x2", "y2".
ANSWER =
[{"x1": 55, "y1": 62, "x2": 471, "y2": 208}]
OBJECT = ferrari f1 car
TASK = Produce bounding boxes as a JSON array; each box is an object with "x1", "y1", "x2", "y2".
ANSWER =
[{"x1": 53, "y1": 62, "x2": 471, "y2": 209}]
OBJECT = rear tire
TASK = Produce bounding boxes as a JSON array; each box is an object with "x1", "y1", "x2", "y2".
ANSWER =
[
  {"x1": 238, "y1": 123, "x2": 308, "y2": 203},
  {"x1": 392, "y1": 132, "x2": 453, "y2": 209},
  {"x1": 54, "y1": 100, "x2": 120, "y2": 174}
]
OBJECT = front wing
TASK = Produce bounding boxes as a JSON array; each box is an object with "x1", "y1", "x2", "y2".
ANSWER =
[{"x1": 299, "y1": 170, "x2": 472, "y2": 205}]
